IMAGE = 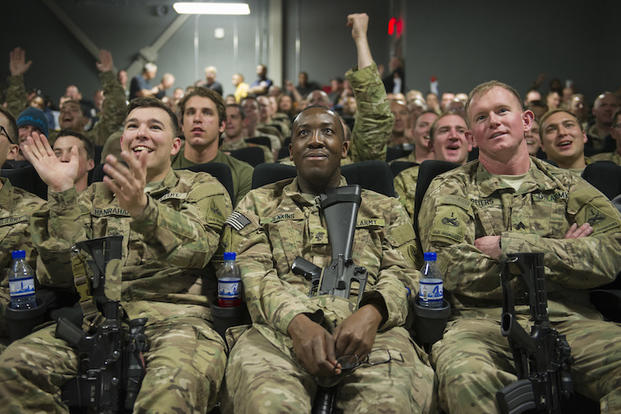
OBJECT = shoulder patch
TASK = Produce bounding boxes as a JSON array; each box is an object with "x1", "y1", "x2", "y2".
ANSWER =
[
  {"x1": 225, "y1": 211, "x2": 251, "y2": 231},
  {"x1": 159, "y1": 192, "x2": 188, "y2": 202},
  {"x1": 0, "y1": 216, "x2": 28, "y2": 227}
]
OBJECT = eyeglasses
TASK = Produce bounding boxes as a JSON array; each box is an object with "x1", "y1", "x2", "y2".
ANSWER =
[{"x1": 0, "y1": 125, "x2": 16, "y2": 145}]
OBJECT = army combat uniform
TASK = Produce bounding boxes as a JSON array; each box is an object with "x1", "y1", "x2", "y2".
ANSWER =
[
  {"x1": 0, "y1": 169, "x2": 232, "y2": 413},
  {"x1": 0, "y1": 178, "x2": 45, "y2": 350},
  {"x1": 6, "y1": 71, "x2": 126, "y2": 146},
  {"x1": 171, "y1": 142, "x2": 254, "y2": 206},
  {"x1": 418, "y1": 157, "x2": 621, "y2": 414},
  {"x1": 222, "y1": 177, "x2": 435, "y2": 414},
  {"x1": 590, "y1": 151, "x2": 621, "y2": 166},
  {"x1": 220, "y1": 137, "x2": 274, "y2": 163},
  {"x1": 393, "y1": 163, "x2": 421, "y2": 221}
]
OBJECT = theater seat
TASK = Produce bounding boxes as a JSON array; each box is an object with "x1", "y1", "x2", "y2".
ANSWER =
[
  {"x1": 245, "y1": 136, "x2": 272, "y2": 150},
  {"x1": 582, "y1": 161, "x2": 621, "y2": 200},
  {"x1": 390, "y1": 161, "x2": 416, "y2": 178},
  {"x1": 230, "y1": 146, "x2": 264, "y2": 167},
  {"x1": 1, "y1": 165, "x2": 48, "y2": 200},
  {"x1": 386, "y1": 144, "x2": 413, "y2": 162}
]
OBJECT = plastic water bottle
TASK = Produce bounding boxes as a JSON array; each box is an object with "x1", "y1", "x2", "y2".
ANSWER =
[
  {"x1": 217, "y1": 252, "x2": 242, "y2": 307},
  {"x1": 8, "y1": 250, "x2": 37, "y2": 310},
  {"x1": 419, "y1": 252, "x2": 443, "y2": 308}
]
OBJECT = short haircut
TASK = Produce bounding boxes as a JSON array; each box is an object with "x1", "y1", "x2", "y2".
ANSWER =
[
  {"x1": 61, "y1": 99, "x2": 87, "y2": 117},
  {"x1": 594, "y1": 91, "x2": 618, "y2": 108},
  {"x1": 465, "y1": 80, "x2": 523, "y2": 125},
  {"x1": 56, "y1": 129, "x2": 95, "y2": 160},
  {"x1": 226, "y1": 103, "x2": 245, "y2": 120},
  {"x1": 127, "y1": 96, "x2": 180, "y2": 137},
  {"x1": 179, "y1": 87, "x2": 226, "y2": 125},
  {"x1": 429, "y1": 112, "x2": 467, "y2": 143},
  {"x1": 539, "y1": 109, "x2": 583, "y2": 132},
  {"x1": 0, "y1": 106, "x2": 18, "y2": 144},
  {"x1": 144, "y1": 62, "x2": 157, "y2": 73},
  {"x1": 292, "y1": 105, "x2": 345, "y2": 142}
]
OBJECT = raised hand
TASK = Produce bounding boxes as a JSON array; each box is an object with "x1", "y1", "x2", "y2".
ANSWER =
[
  {"x1": 21, "y1": 131, "x2": 78, "y2": 192},
  {"x1": 347, "y1": 13, "x2": 369, "y2": 41},
  {"x1": 9, "y1": 47, "x2": 32, "y2": 76},
  {"x1": 102, "y1": 150, "x2": 148, "y2": 218},
  {"x1": 96, "y1": 49, "x2": 114, "y2": 73}
]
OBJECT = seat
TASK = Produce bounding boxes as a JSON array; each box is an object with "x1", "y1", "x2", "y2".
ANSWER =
[
  {"x1": 277, "y1": 136, "x2": 291, "y2": 160},
  {"x1": 386, "y1": 144, "x2": 413, "y2": 162},
  {"x1": 245, "y1": 136, "x2": 272, "y2": 150},
  {"x1": 1, "y1": 165, "x2": 48, "y2": 200},
  {"x1": 390, "y1": 161, "x2": 416, "y2": 178},
  {"x1": 581, "y1": 161, "x2": 621, "y2": 200},
  {"x1": 230, "y1": 146, "x2": 264, "y2": 167},
  {"x1": 90, "y1": 162, "x2": 235, "y2": 206},
  {"x1": 252, "y1": 160, "x2": 395, "y2": 197},
  {"x1": 412, "y1": 160, "x2": 460, "y2": 253}
]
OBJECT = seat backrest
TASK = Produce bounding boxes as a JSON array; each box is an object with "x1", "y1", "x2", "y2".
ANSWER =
[
  {"x1": 386, "y1": 145, "x2": 413, "y2": 162},
  {"x1": 1, "y1": 166, "x2": 48, "y2": 200},
  {"x1": 245, "y1": 136, "x2": 272, "y2": 150},
  {"x1": 230, "y1": 146, "x2": 264, "y2": 167},
  {"x1": 277, "y1": 136, "x2": 291, "y2": 160},
  {"x1": 413, "y1": 160, "x2": 460, "y2": 251},
  {"x1": 252, "y1": 163, "x2": 296, "y2": 189},
  {"x1": 582, "y1": 161, "x2": 621, "y2": 200},
  {"x1": 341, "y1": 160, "x2": 395, "y2": 197},
  {"x1": 390, "y1": 161, "x2": 417, "y2": 178},
  {"x1": 252, "y1": 160, "x2": 395, "y2": 197},
  {"x1": 182, "y1": 162, "x2": 235, "y2": 205}
]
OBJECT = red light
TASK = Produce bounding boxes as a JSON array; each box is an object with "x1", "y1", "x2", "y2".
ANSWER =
[
  {"x1": 388, "y1": 17, "x2": 396, "y2": 35},
  {"x1": 396, "y1": 18, "x2": 403, "y2": 37}
]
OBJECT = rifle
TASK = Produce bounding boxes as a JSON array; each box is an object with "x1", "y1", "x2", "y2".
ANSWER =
[
  {"x1": 496, "y1": 253, "x2": 573, "y2": 414},
  {"x1": 55, "y1": 236, "x2": 149, "y2": 414},
  {"x1": 291, "y1": 185, "x2": 368, "y2": 414}
]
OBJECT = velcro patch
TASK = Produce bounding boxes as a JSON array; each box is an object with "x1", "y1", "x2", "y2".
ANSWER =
[
  {"x1": 429, "y1": 204, "x2": 469, "y2": 244},
  {"x1": 225, "y1": 211, "x2": 252, "y2": 231}
]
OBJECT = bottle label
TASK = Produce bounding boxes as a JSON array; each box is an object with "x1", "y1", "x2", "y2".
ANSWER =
[
  {"x1": 419, "y1": 279, "x2": 443, "y2": 303},
  {"x1": 9, "y1": 277, "x2": 35, "y2": 297},
  {"x1": 218, "y1": 279, "x2": 241, "y2": 307}
]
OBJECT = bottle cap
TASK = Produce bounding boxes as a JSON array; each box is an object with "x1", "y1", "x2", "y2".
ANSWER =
[
  {"x1": 423, "y1": 252, "x2": 437, "y2": 261},
  {"x1": 11, "y1": 250, "x2": 26, "y2": 259},
  {"x1": 223, "y1": 252, "x2": 237, "y2": 261}
]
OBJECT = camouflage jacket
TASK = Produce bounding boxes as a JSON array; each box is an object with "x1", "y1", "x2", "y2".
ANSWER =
[
  {"x1": 220, "y1": 137, "x2": 274, "y2": 163},
  {"x1": 393, "y1": 163, "x2": 421, "y2": 221},
  {"x1": 6, "y1": 71, "x2": 126, "y2": 146},
  {"x1": 419, "y1": 157, "x2": 621, "y2": 320},
  {"x1": 590, "y1": 151, "x2": 621, "y2": 166},
  {"x1": 30, "y1": 168, "x2": 232, "y2": 321},
  {"x1": 347, "y1": 63, "x2": 393, "y2": 163},
  {"x1": 170, "y1": 145, "x2": 254, "y2": 206},
  {"x1": 226, "y1": 176, "x2": 419, "y2": 352}
]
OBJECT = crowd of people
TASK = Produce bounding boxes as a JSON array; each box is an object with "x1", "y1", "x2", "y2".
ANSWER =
[{"x1": 0, "y1": 10, "x2": 620, "y2": 414}]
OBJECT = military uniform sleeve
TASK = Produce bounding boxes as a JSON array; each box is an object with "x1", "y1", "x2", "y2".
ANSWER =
[
  {"x1": 6, "y1": 75, "x2": 28, "y2": 118},
  {"x1": 131, "y1": 176, "x2": 232, "y2": 269},
  {"x1": 90, "y1": 71, "x2": 127, "y2": 146},
  {"x1": 360, "y1": 198, "x2": 420, "y2": 331},
  {"x1": 393, "y1": 169, "x2": 416, "y2": 222},
  {"x1": 419, "y1": 177, "x2": 503, "y2": 301},
  {"x1": 227, "y1": 194, "x2": 320, "y2": 335},
  {"x1": 500, "y1": 179, "x2": 621, "y2": 288},
  {"x1": 346, "y1": 63, "x2": 392, "y2": 162}
]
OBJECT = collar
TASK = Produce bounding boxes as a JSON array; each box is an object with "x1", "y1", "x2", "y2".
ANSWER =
[
  {"x1": 476, "y1": 157, "x2": 560, "y2": 197},
  {"x1": 283, "y1": 176, "x2": 349, "y2": 205}
]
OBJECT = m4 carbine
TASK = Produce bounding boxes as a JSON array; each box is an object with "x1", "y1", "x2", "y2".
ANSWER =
[
  {"x1": 56, "y1": 236, "x2": 149, "y2": 414},
  {"x1": 291, "y1": 185, "x2": 368, "y2": 414},
  {"x1": 496, "y1": 252, "x2": 573, "y2": 414}
]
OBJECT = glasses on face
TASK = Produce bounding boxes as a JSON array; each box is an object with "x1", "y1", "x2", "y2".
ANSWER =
[{"x1": 0, "y1": 125, "x2": 16, "y2": 145}]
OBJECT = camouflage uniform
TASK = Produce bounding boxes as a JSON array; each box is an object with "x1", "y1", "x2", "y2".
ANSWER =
[
  {"x1": 393, "y1": 164, "x2": 421, "y2": 221},
  {"x1": 255, "y1": 124, "x2": 283, "y2": 154},
  {"x1": 590, "y1": 151, "x2": 621, "y2": 166},
  {"x1": 418, "y1": 157, "x2": 621, "y2": 414},
  {"x1": 6, "y1": 71, "x2": 126, "y2": 146},
  {"x1": 220, "y1": 137, "x2": 274, "y2": 163},
  {"x1": 222, "y1": 176, "x2": 435, "y2": 414},
  {"x1": 170, "y1": 142, "x2": 254, "y2": 206},
  {"x1": 391, "y1": 151, "x2": 418, "y2": 164},
  {"x1": 0, "y1": 178, "x2": 45, "y2": 350},
  {"x1": 0, "y1": 169, "x2": 232, "y2": 413}
]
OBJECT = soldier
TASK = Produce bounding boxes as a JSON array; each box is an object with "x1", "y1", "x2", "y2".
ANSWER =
[
  {"x1": 586, "y1": 92, "x2": 619, "y2": 155},
  {"x1": 418, "y1": 80, "x2": 621, "y2": 414},
  {"x1": 52, "y1": 130, "x2": 96, "y2": 193},
  {"x1": 0, "y1": 97, "x2": 232, "y2": 412},
  {"x1": 6, "y1": 47, "x2": 126, "y2": 146},
  {"x1": 590, "y1": 109, "x2": 621, "y2": 166},
  {"x1": 221, "y1": 103, "x2": 274, "y2": 163},
  {"x1": 171, "y1": 87, "x2": 253, "y2": 206},
  {"x1": 391, "y1": 110, "x2": 437, "y2": 164},
  {"x1": 0, "y1": 107, "x2": 45, "y2": 351},
  {"x1": 394, "y1": 112, "x2": 470, "y2": 222},
  {"x1": 222, "y1": 102, "x2": 434, "y2": 414},
  {"x1": 539, "y1": 109, "x2": 590, "y2": 175}
]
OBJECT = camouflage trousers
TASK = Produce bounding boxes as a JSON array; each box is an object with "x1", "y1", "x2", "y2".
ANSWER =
[
  {"x1": 0, "y1": 315, "x2": 227, "y2": 414},
  {"x1": 222, "y1": 325, "x2": 436, "y2": 414},
  {"x1": 431, "y1": 317, "x2": 621, "y2": 414}
]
